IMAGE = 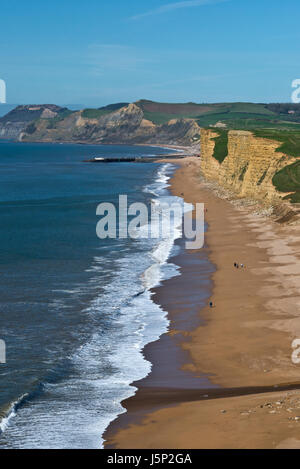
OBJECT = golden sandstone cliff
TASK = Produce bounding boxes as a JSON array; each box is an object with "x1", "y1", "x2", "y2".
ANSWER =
[{"x1": 199, "y1": 129, "x2": 299, "y2": 221}]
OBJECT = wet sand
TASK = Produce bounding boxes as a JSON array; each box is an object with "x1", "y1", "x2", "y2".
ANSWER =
[{"x1": 104, "y1": 157, "x2": 300, "y2": 449}]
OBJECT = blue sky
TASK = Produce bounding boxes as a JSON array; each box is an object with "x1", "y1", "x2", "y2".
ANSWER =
[{"x1": 1, "y1": 0, "x2": 300, "y2": 105}]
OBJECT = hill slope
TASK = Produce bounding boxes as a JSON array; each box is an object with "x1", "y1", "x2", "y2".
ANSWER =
[
  {"x1": 17, "y1": 102, "x2": 201, "y2": 145},
  {"x1": 0, "y1": 104, "x2": 71, "y2": 139}
]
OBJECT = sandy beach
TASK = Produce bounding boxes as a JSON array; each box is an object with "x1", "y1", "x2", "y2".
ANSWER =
[{"x1": 104, "y1": 157, "x2": 300, "y2": 449}]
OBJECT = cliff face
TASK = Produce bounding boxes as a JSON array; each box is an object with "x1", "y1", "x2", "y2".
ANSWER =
[
  {"x1": 0, "y1": 121, "x2": 26, "y2": 140},
  {"x1": 200, "y1": 129, "x2": 298, "y2": 211},
  {"x1": 19, "y1": 103, "x2": 201, "y2": 145}
]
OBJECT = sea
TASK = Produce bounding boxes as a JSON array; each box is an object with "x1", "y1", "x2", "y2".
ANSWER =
[{"x1": 0, "y1": 141, "x2": 188, "y2": 448}]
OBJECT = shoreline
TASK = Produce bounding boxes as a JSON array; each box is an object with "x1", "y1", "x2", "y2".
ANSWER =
[
  {"x1": 104, "y1": 157, "x2": 300, "y2": 449},
  {"x1": 103, "y1": 160, "x2": 215, "y2": 446}
]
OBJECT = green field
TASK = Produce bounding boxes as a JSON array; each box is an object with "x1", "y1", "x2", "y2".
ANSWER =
[
  {"x1": 81, "y1": 108, "x2": 112, "y2": 119},
  {"x1": 136, "y1": 100, "x2": 223, "y2": 124},
  {"x1": 135, "y1": 100, "x2": 300, "y2": 132},
  {"x1": 81, "y1": 103, "x2": 128, "y2": 120},
  {"x1": 196, "y1": 104, "x2": 300, "y2": 130},
  {"x1": 273, "y1": 160, "x2": 300, "y2": 203},
  {"x1": 254, "y1": 129, "x2": 300, "y2": 157}
]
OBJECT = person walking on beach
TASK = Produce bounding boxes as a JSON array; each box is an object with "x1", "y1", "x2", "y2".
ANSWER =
[{"x1": 209, "y1": 301, "x2": 213, "y2": 308}]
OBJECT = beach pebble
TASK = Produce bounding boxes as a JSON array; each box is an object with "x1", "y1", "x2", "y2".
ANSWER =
[{"x1": 220, "y1": 410, "x2": 226, "y2": 413}]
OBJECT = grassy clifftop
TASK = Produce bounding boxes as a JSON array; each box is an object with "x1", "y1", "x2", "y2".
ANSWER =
[
  {"x1": 134, "y1": 100, "x2": 300, "y2": 130},
  {"x1": 246, "y1": 129, "x2": 300, "y2": 202},
  {"x1": 273, "y1": 160, "x2": 300, "y2": 203},
  {"x1": 81, "y1": 103, "x2": 129, "y2": 119},
  {"x1": 253, "y1": 129, "x2": 300, "y2": 157}
]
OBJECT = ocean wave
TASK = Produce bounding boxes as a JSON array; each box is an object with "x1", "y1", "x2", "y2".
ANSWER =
[{"x1": 0, "y1": 392, "x2": 31, "y2": 433}]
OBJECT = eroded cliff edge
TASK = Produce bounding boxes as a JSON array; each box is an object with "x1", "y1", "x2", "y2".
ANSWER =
[{"x1": 199, "y1": 129, "x2": 300, "y2": 222}]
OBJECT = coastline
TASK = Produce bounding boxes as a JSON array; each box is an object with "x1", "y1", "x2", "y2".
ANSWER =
[{"x1": 104, "y1": 157, "x2": 300, "y2": 449}]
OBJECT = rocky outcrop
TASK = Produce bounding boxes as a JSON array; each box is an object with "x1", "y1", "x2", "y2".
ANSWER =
[
  {"x1": 0, "y1": 105, "x2": 69, "y2": 140},
  {"x1": 200, "y1": 129, "x2": 299, "y2": 219}
]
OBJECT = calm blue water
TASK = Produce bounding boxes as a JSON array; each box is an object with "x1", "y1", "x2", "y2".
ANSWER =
[{"x1": 0, "y1": 141, "x2": 182, "y2": 448}]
